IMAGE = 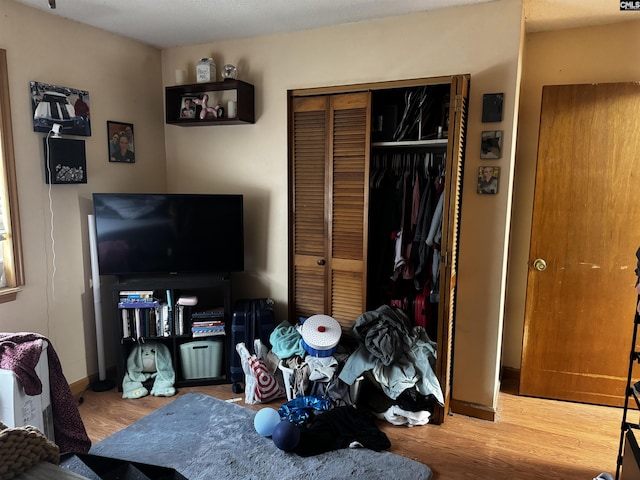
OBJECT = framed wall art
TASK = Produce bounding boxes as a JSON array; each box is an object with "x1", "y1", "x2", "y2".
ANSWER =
[
  {"x1": 477, "y1": 166, "x2": 500, "y2": 195},
  {"x1": 43, "y1": 137, "x2": 87, "y2": 184},
  {"x1": 481, "y1": 130, "x2": 503, "y2": 159},
  {"x1": 30, "y1": 81, "x2": 91, "y2": 136},
  {"x1": 107, "y1": 121, "x2": 135, "y2": 163},
  {"x1": 180, "y1": 96, "x2": 197, "y2": 119},
  {"x1": 481, "y1": 92, "x2": 503, "y2": 123}
]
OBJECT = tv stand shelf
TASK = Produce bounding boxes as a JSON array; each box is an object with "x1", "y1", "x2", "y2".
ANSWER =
[{"x1": 112, "y1": 273, "x2": 232, "y2": 392}]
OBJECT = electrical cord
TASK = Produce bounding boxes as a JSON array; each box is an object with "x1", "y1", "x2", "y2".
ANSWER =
[
  {"x1": 44, "y1": 130, "x2": 57, "y2": 308},
  {"x1": 77, "y1": 385, "x2": 89, "y2": 406}
]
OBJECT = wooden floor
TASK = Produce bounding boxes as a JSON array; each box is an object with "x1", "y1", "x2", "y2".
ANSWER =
[{"x1": 77, "y1": 379, "x2": 623, "y2": 480}]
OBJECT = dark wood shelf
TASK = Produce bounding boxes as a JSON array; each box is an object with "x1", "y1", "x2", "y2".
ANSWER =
[
  {"x1": 165, "y1": 80, "x2": 254, "y2": 126},
  {"x1": 112, "y1": 274, "x2": 232, "y2": 390}
]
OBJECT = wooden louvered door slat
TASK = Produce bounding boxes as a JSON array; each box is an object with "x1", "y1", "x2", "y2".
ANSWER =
[
  {"x1": 432, "y1": 74, "x2": 469, "y2": 424},
  {"x1": 290, "y1": 96, "x2": 329, "y2": 321},
  {"x1": 328, "y1": 93, "x2": 370, "y2": 330}
]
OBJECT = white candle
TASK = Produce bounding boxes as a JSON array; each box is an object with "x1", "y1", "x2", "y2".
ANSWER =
[
  {"x1": 227, "y1": 100, "x2": 237, "y2": 118},
  {"x1": 175, "y1": 69, "x2": 187, "y2": 85}
]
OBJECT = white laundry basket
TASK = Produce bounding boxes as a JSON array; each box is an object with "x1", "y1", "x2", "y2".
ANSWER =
[{"x1": 278, "y1": 360, "x2": 362, "y2": 402}]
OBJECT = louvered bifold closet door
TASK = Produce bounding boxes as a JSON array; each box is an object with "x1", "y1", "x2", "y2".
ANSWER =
[
  {"x1": 290, "y1": 96, "x2": 329, "y2": 321},
  {"x1": 328, "y1": 92, "x2": 371, "y2": 331},
  {"x1": 432, "y1": 74, "x2": 469, "y2": 424}
]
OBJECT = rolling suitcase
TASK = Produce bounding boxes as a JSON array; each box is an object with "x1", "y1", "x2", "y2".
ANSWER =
[{"x1": 230, "y1": 298, "x2": 275, "y2": 393}]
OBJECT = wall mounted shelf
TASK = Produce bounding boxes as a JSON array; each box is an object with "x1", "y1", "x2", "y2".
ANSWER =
[{"x1": 165, "y1": 80, "x2": 255, "y2": 126}]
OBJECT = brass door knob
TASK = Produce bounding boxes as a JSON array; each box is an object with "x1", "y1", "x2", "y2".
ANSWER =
[
  {"x1": 317, "y1": 259, "x2": 326, "y2": 266},
  {"x1": 533, "y1": 258, "x2": 547, "y2": 271}
]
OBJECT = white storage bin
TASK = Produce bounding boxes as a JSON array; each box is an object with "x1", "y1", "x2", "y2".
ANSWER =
[
  {"x1": 180, "y1": 339, "x2": 223, "y2": 379},
  {"x1": 0, "y1": 341, "x2": 54, "y2": 441},
  {"x1": 278, "y1": 360, "x2": 362, "y2": 403}
]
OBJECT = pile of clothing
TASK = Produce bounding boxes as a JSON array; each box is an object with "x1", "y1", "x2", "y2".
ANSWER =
[
  {"x1": 269, "y1": 305, "x2": 443, "y2": 427},
  {"x1": 338, "y1": 305, "x2": 444, "y2": 426},
  {"x1": 269, "y1": 319, "x2": 359, "y2": 408}
]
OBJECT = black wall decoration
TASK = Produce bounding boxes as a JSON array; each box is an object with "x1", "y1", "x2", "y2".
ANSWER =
[{"x1": 482, "y1": 93, "x2": 504, "y2": 123}]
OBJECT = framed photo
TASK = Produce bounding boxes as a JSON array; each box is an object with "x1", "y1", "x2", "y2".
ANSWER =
[
  {"x1": 481, "y1": 92, "x2": 504, "y2": 123},
  {"x1": 107, "y1": 121, "x2": 135, "y2": 163},
  {"x1": 481, "y1": 130, "x2": 503, "y2": 159},
  {"x1": 477, "y1": 166, "x2": 500, "y2": 195},
  {"x1": 180, "y1": 96, "x2": 197, "y2": 119},
  {"x1": 30, "y1": 81, "x2": 91, "y2": 136}
]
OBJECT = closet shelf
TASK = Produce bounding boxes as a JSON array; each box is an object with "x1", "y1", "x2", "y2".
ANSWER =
[{"x1": 371, "y1": 139, "x2": 448, "y2": 148}]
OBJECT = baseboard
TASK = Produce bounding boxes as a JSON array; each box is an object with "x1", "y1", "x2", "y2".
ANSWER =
[
  {"x1": 448, "y1": 367, "x2": 520, "y2": 421},
  {"x1": 449, "y1": 398, "x2": 496, "y2": 421},
  {"x1": 68, "y1": 367, "x2": 118, "y2": 400},
  {"x1": 500, "y1": 366, "x2": 520, "y2": 384},
  {"x1": 69, "y1": 376, "x2": 91, "y2": 399}
]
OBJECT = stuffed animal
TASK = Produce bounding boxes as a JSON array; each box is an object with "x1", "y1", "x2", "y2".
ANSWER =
[
  {"x1": 193, "y1": 94, "x2": 220, "y2": 120},
  {"x1": 122, "y1": 342, "x2": 176, "y2": 399}
]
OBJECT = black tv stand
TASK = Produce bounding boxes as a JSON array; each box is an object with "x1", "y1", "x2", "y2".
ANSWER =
[{"x1": 111, "y1": 273, "x2": 232, "y2": 392}]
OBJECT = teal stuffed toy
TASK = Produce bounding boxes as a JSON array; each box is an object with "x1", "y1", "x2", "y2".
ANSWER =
[{"x1": 122, "y1": 342, "x2": 176, "y2": 399}]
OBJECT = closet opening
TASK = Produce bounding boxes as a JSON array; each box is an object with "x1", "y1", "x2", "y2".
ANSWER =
[{"x1": 366, "y1": 83, "x2": 453, "y2": 342}]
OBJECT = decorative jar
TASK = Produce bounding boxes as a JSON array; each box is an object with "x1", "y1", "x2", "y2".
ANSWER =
[{"x1": 196, "y1": 58, "x2": 216, "y2": 83}]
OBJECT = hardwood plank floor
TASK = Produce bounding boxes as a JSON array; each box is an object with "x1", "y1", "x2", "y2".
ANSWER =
[{"x1": 77, "y1": 380, "x2": 622, "y2": 479}]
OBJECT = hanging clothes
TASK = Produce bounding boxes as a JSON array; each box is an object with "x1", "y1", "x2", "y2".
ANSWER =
[{"x1": 367, "y1": 150, "x2": 446, "y2": 325}]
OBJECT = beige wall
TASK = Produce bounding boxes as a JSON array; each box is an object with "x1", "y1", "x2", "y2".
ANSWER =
[
  {"x1": 162, "y1": 0, "x2": 524, "y2": 411},
  {"x1": 0, "y1": 0, "x2": 166, "y2": 382},
  {"x1": 503, "y1": 20, "x2": 640, "y2": 370},
  {"x1": 0, "y1": 0, "x2": 525, "y2": 413}
]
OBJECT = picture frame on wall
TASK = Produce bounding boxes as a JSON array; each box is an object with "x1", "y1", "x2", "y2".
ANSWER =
[
  {"x1": 481, "y1": 92, "x2": 504, "y2": 123},
  {"x1": 43, "y1": 137, "x2": 87, "y2": 184},
  {"x1": 107, "y1": 121, "x2": 135, "y2": 163},
  {"x1": 30, "y1": 81, "x2": 91, "y2": 136},
  {"x1": 477, "y1": 166, "x2": 500, "y2": 195},
  {"x1": 180, "y1": 96, "x2": 197, "y2": 119},
  {"x1": 480, "y1": 130, "x2": 503, "y2": 159}
]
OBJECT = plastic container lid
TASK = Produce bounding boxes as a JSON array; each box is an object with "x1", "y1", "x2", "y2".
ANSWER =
[{"x1": 300, "y1": 315, "x2": 341, "y2": 356}]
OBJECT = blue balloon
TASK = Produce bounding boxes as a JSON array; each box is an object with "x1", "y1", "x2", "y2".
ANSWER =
[
  {"x1": 272, "y1": 420, "x2": 300, "y2": 452},
  {"x1": 254, "y1": 408, "x2": 281, "y2": 437}
]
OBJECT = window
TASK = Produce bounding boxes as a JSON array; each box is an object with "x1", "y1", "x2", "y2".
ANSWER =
[{"x1": 0, "y1": 49, "x2": 25, "y2": 302}]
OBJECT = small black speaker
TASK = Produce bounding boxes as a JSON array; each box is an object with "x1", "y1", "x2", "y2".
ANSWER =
[{"x1": 43, "y1": 137, "x2": 87, "y2": 184}]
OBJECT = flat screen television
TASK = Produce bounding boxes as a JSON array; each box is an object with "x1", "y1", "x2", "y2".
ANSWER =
[{"x1": 92, "y1": 193, "x2": 244, "y2": 277}]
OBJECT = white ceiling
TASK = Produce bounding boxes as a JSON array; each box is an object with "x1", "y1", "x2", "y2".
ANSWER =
[{"x1": 13, "y1": 0, "x2": 640, "y2": 49}]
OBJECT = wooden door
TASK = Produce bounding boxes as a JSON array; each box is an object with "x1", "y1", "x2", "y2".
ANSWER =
[
  {"x1": 433, "y1": 74, "x2": 468, "y2": 423},
  {"x1": 289, "y1": 92, "x2": 370, "y2": 329},
  {"x1": 290, "y1": 95, "x2": 329, "y2": 321},
  {"x1": 328, "y1": 93, "x2": 370, "y2": 329},
  {"x1": 520, "y1": 83, "x2": 640, "y2": 406}
]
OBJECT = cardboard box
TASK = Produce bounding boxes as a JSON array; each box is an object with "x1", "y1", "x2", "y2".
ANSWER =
[{"x1": 0, "y1": 342, "x2": 54, "y2": 441}]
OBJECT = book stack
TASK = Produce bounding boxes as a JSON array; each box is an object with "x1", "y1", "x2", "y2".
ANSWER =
[
  {"x1": 118, "y1": 290, "x2": 156, "y2": 308},
  {"x1": 191, "y1": 307, "x2": 225, "y2": 338},
  {"x1": 118, "y1": 291, "x2": 161, "y2": 339},
  {"x1": 118, "y1": 290, "x2": 173, "y2": 339}
]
